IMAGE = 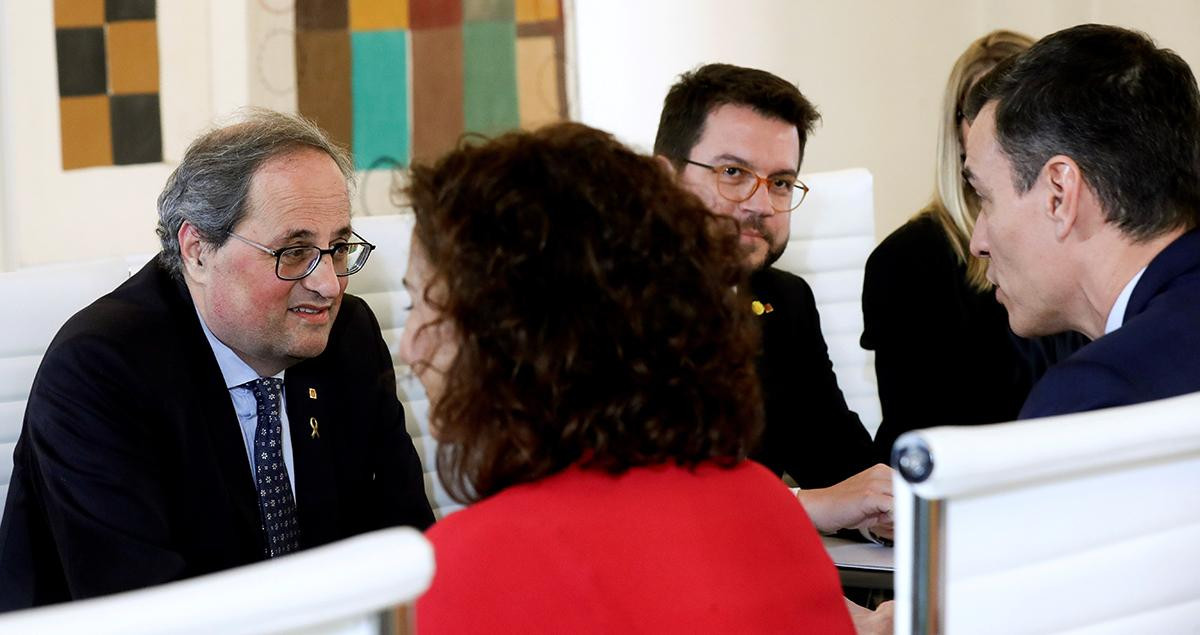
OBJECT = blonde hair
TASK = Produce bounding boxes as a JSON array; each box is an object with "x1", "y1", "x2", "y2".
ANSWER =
[{"x1": 927, "y1": 30, "x2": 1034, "y2": 291}]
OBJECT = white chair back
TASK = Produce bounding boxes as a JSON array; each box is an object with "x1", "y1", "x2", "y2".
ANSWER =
[
  {"x1": 777, "y1": 167, "x2": 881, "y2": 435},
  {"x1": 347, "y1": 214, "x2": 464, "y2": 519},
  {"x1": 0, "y1": 257, "x2": 147, "y2": 523},
  {"x1": 0, "y1": 527, "x2": 434, "y2": 634},
  {"x1": 893, "y1": 392, "x2": 1200, "y2": 634}
]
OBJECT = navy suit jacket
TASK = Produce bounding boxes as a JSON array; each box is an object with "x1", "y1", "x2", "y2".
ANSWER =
[
  {"x1": 1021, "y1": 229, "x2": 1200, "y2": 418},
  {"x1": 0, "y1": 258, "x2": 434, "y2": 610},
  {"x1": 750, "y1": 267, "x2": 875, "y2": 488}
]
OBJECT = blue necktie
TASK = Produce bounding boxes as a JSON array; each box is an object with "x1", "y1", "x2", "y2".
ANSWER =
[{"x1": 244, "y1": 377, "x2": 301, "y2": 557}]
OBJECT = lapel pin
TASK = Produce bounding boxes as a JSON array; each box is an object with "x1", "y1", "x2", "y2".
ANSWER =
[
  {"x1": 308, "y1": 388, "x2": 317, "y2": 400},
  {"x1": 310, "y1": 417, "x2": 320, "y2": 439},
  {"x1": 751, "y1": 301, "x2": 775, "y2": 316}
]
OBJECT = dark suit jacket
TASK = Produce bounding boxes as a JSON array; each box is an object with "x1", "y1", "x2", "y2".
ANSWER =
[
  {"x1": 1021, "y1": 229, "x2": 1200, "y2": 418},
  {"x1": 0, "y1": 258, "x2": 434, "y2": 610},
  {"x1": 749, "y1": 267, "x2": 874, "y2": 489},
  {"x1": 862, "y1": 214, "x2": 1045, "y2": 462}
]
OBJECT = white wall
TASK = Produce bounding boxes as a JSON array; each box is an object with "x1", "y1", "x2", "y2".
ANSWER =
[
  {"x1": 1, "y1": 1, "x2": 1199, "y2": 269},
  {"x1": 0, "y1": 2, "x2": 218, "y2": 270},
  {"x1": 572, "y1": 0, "x2": 1200, "y2": 241}
]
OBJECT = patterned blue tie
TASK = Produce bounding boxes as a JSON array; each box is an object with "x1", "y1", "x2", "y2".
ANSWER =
[{"x1": 244, "y1": 377, "x2": 301, "y2": 557}]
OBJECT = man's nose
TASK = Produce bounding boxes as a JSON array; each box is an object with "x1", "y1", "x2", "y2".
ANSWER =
[
  {"x1": 741, "y1": 180, "x2": 775, "y2": 216},
  {"x1": 303, "y1": 253, "x2": 342, "y2": 297},
  {"x1": 970, "y1": 216, "x2": 991, "y2": 259}
]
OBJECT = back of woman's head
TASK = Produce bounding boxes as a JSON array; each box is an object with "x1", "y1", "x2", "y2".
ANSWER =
[
  {"x1": 933, "y1": 29, "x2": 1035, "y2": 289},
  {"x1": 406, "y1": 122, "x2": 762, "y2": 503}
]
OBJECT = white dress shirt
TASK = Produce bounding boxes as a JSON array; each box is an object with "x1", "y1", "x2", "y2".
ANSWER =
[
  {"x1": 1104, "y1": 267, "x2": 1147, "y2": 336},
  {"x1": 196, "y1": 312, "x2": 297, "y2": 494}
]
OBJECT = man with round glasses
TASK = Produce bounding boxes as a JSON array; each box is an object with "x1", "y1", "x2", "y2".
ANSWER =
[
  {"x1": 655, "y1": 64, "x2": 892, "y2": 540},
  {"x1": 0, "y1": 110, "x2": 434, "y2": 609}
]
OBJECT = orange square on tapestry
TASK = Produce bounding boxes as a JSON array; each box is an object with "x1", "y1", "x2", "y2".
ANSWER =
[
  {"x1": 350, "y1": 0, "x2": 409, "y2": 30},
  {"x1": 55, "y1": 0, "x2": 104, "y2": 28},
  {"x1": 107, "y1": 20, "x2": 160, "y2": 94},
  {"x1": 515, "y1": 0, "x2": 558, "y2": 23},
  {"x1": 517, "y1": 35, "x2": 561, "y2": 129},
  {"x1": 60, "y1": 95, "x2": 112, "y2": 169}
]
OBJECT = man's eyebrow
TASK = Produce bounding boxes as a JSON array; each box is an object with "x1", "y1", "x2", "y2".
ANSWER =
[
  {"x1": 276, "y1": 226, "x2": 353, "y2": 243},
  {"x1": 711, "y1": 153, "x2": 798, "y2": 177},
  {"x1": 277, "y1": 228, "x2": 315, "y2": 243}
]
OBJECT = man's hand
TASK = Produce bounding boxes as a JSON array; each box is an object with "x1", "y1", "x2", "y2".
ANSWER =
[
  {"x1": 794, "y1": 463, "x2": 893, "y2": 536},
  {"x1": 845, "y1": 598, "x2": 894, "y2": 635}
]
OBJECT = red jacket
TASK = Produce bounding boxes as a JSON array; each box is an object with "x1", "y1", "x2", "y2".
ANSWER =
[{"x1": 418, "y1": 460, "x2": 853, "y2": 634}]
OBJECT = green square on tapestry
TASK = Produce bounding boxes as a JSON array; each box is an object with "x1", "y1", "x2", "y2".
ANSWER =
[
  {"x1": 463, "y1": 19, "x2": 519, "y2": 135},
  {"x1": 351, "y1": 29, "x2": 410, "y2": 169},
  {"x1": 463, "y1": 0, "x2": 514, "y2": 22}
]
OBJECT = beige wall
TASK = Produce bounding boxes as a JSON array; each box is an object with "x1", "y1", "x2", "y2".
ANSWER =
[
  {"x1": 1, "y1": 1, "x2": 1199, "y2": 269},
  {"x1": 573, "y1": 0, "x2": 1200, "y2": 241}
]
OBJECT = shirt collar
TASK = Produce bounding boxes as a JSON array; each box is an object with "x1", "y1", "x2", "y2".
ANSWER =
[
  {"x1": 1104, "y1": 267, "x2": 1147, "y2": 335},
  {"x1": 195, "y1": 309, "x2": 284, "y2": 388}
]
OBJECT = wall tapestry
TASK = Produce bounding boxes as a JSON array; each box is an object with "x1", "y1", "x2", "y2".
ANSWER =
[{"x1": 54, "y1": 0, "x2": 162, "y2": 170}]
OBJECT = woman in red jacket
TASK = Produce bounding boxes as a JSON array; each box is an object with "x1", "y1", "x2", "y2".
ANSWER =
[{"x1": 400, "y1": 122, "x2": 854, "y2": 633}]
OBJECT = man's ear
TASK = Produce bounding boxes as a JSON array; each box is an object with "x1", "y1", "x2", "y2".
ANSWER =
[
  {"x1": 1044, "y1": 155, "x2": 1083, "y2": 242},
  {"x1": 655, "y1": 154, "x2": 678, "y2": 178},
  {"x1": 177, "y1": 221, "x2": 209, "y2": 283}
]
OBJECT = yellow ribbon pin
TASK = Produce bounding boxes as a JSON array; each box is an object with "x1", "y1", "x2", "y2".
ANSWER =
[
  {"x1": 751, "y1": 301, "x2": 774, "y2": 315},
  {"x1": 310, "y1": 417, "x2": 320, "y2": 439}
]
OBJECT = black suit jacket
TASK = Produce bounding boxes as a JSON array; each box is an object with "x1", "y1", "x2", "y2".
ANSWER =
[
  {"x1": 0, "y1": 258, "x2": 434, "y2": 610},
  {"x1": 1022, "y1": 229, "x2": 1200, "y2": 418},
  {"x1": 749, "y1": 267, "x2": 874, "y2": 489},
  {"x1": 862, "y1": 214, "x2": 1086, "y2": 461}
]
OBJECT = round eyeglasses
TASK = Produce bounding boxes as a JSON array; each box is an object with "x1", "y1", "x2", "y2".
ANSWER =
[
  {"x1": 684, "y1": 159, "x2": 809, "y2": 213},
  {"x1": 227, "y1": 231, "x2": 376, "y2": 281}
]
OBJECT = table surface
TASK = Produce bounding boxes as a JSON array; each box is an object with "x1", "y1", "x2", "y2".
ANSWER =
[
  {"x1": 822, "y1": 536, "x2": 894, "y2": 572},
  {"x1": 823, "y1": 536, "x2": 894, "y2": 591}
]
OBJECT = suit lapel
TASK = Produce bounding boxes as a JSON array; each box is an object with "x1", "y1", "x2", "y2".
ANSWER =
[
  {"x1": 163, "y1": 267, "x2": 265, "y2": 553},
  {"x1": 1124, "y1": 229, "x2": 1200, "y2": 323},
  {"x1": 285, "y1": 365, "x2": 339, "y2": 547}
]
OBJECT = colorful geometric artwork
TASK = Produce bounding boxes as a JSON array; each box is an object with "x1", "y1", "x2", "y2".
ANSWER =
[
  {"x1": 294, "y1": 0, "x2": 567, "y2": 170},
  {"x1": 54, "y1": 0, "x2": 163, "y2": 170}
]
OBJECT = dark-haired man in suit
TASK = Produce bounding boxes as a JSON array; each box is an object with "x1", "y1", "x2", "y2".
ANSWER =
[
  {"x1": 655, "y1": 64, "x2": 894, "y2": 633},
  {"x1": 655, "y1": 63, "x2": 890, "y2": 535},
  {"x1": 0, "y1": 111, "x2": 434, "y2": 610},
  {"x1": 962, "y1": 24, "x2": 1200, "y2": 418}
]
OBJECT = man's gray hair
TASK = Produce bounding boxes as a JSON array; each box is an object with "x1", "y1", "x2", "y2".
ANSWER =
[{"x1": 156, "y1": 109, "x2": 355, "y2": 280}]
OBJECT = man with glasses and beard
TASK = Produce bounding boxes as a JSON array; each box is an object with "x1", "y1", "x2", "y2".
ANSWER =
[
  {"x1": 655, "y1": 63, "x2": 894, "y2": 632},
  {"x1": 0, "y1": 111, "x2": 434, "y2": 610},
  {"x1": 656, "y1": 64, "x2": 891, "y2": 536}
]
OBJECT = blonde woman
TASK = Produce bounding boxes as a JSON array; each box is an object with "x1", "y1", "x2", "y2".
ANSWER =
[{"x1": 862, "y1": 30, "x2": 1065, "y2": 462}]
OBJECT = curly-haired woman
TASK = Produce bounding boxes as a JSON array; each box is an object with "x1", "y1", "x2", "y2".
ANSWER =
[{"x1": 402, "y1": 123, "x2": 853, "y2": 633}]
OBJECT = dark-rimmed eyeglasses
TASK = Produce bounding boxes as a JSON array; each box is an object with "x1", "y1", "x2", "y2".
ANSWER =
[
  {"x1": 227, "y1": 231, "x2": 375, "y2": 281},
  {"x1": 683, "y1": 159, "x2": 809, "y2": 213}
]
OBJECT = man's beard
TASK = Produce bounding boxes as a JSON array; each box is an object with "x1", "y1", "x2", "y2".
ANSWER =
[{"x1": 741, "y1": 214, "x2": 787, "y2": 270}]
